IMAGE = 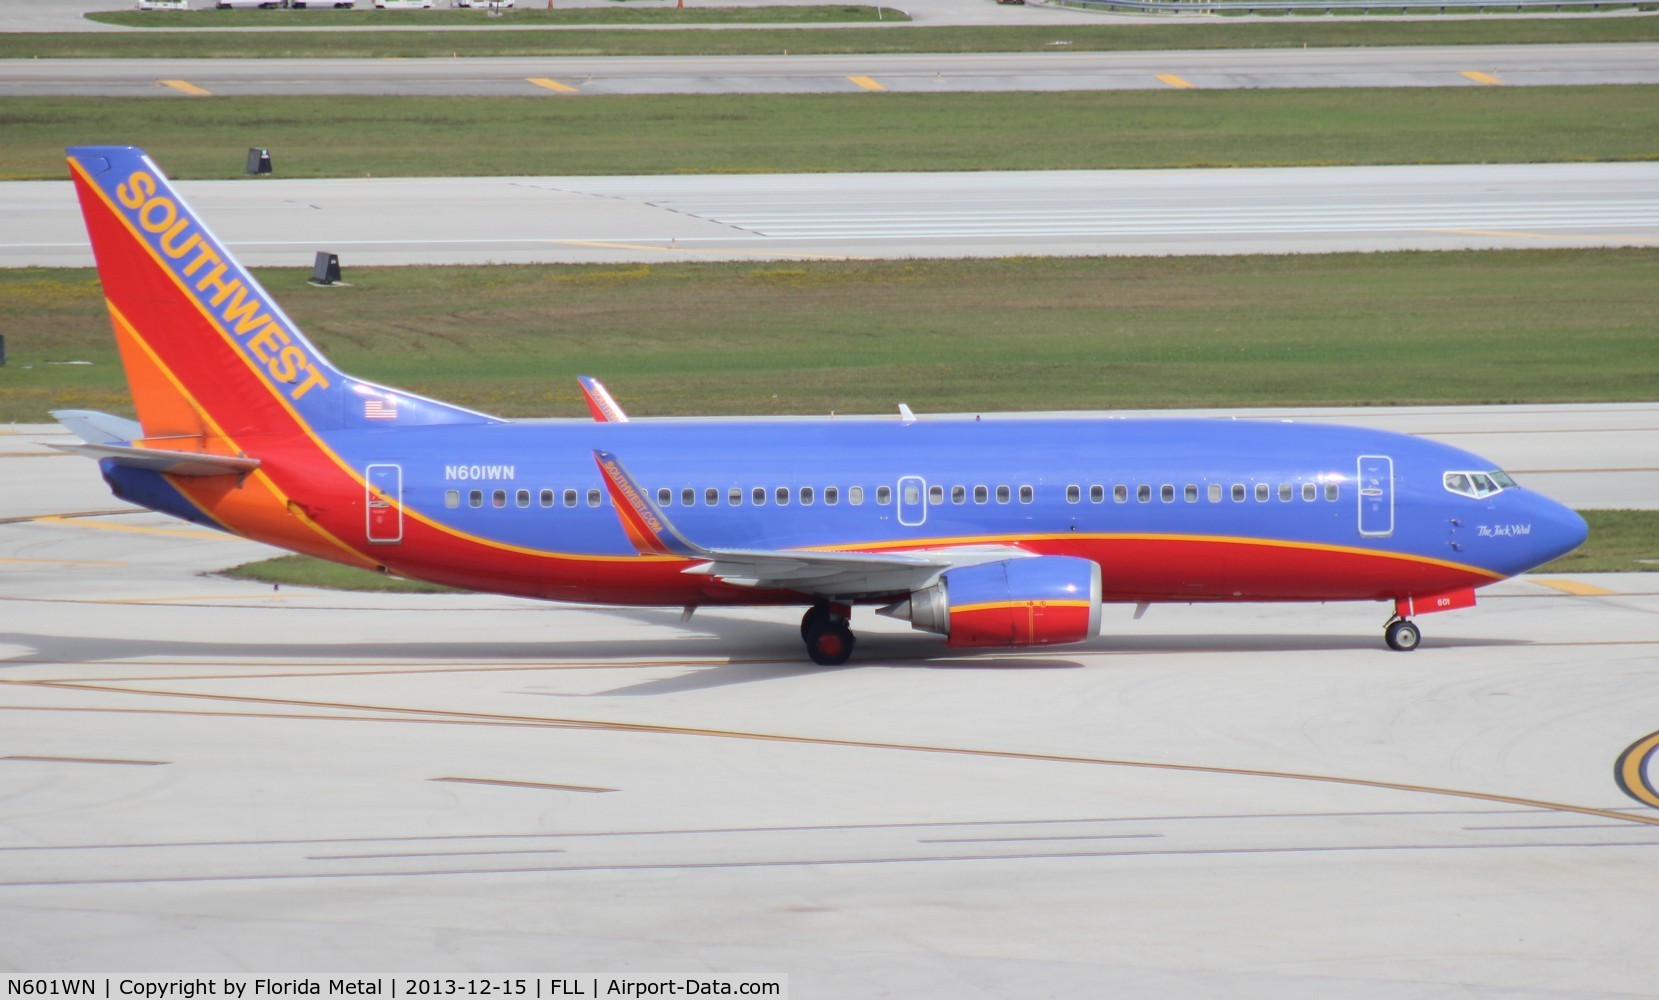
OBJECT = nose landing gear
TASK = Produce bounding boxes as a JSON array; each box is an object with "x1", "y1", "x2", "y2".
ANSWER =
[
  {"x1": 801, "y1": 602, "x2": 855, "y2": 666},
  {"x1": 1384, "y1": 617, "x2": 1421, "y2": 652}
]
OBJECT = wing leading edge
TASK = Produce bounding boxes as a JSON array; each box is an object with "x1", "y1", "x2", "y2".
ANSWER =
[{"x1": 591, "y1": 449, "x2": 1028, "y2": 600}]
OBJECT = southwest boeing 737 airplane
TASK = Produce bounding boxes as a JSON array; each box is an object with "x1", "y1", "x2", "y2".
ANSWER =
[{"x1": 56, "y1": 146, "x2": 1588, "y2": 664}]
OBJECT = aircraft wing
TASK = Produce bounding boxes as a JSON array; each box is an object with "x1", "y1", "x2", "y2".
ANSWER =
[
  {"x1": 592, "y1": 449, "x2": 1028, "y2": 600},
  {"x1": 680, "y1": 545, "x2": 1027, "y2": 599}
]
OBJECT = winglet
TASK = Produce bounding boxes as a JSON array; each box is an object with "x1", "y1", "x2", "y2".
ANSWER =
[
  {"x1": 579, "y1": 376, "x2": 630, "y2": 423},
  {"x1": 591, "y1": 450, "x2": 704, "y2": 559}
]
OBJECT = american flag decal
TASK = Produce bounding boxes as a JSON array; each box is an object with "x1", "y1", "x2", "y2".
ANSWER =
[{"x1": 364, "y1": 398, "x2": 398, "y2": 421}]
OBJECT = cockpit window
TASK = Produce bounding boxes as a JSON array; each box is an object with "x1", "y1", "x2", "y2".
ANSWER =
[{"x1": 1443, "y1": 470, "x2": 1514, "y2": 499}]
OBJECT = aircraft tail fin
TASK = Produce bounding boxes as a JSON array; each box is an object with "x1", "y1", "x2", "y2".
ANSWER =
[{"x1": 66, "y1": 145, "x2": 501, "y2": 441}]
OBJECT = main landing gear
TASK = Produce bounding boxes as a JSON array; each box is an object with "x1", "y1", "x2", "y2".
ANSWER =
[
  {"x1": 1384, "y1": 616, "x2": 1422, "y2": 652},
  {"x1": 802, "y1": 602, "x2": 855, "y2": 666}
]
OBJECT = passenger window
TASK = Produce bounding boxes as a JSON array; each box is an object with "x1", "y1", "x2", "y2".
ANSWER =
[
  {"x1": 516, "y1": 489, "x2": 530, "y2": 508},
  {"x1": 563, "y1": 489, "x2": 577, "y2": 508},
  {"x1": 706, "y1": 487, "x2": 719, "y2": 506},
  {"x1": 850, "y1": 486, "x2": 865, "y2": 506},
  {"x1": 540, "y1": 489, "x2": 554, "y2": 508},
  {"x1": 1090, "y1": 485, "x2": 1104, "y2": 503},
  {"x1": 729, "y1": 487, "x2": 742, "y2": 506},
  {"x1": 997, "y1": 485, "x2": 1011, "y2": 504},
  {"x1": 800, "y1": 486, "x2": 814, "y2": 506},
  {"x1": 1302, "y1": 483, "x2": 1316, "y2": 502},
  {"x1": 493, "y1": 490, "x2": 507, "y2": 509},
  {"x1": 1208, "y1": 484, "x2": 1222, "y2": 503},
  {"x1": 1326, "y1": 482, "x2": 1340, "y2": 502},
  {"x1": 1255, "y1": 484, "x2": 1269, "y2": 502},
  {"x1": 882, "y1": 486, "x2": 897, "y2": 506},
  {"x1": 586, "y1": 489, "x2": 601, "y2": 508},
  {"x1": 657, "y1": 488, "x2": 672, "y2": 506},
  {"x1": 469, "y1": 490, "x2": 483, "y2": 508},
  {"x1": 1066, "y1": 485, "x2": 1081, "y2": 504},
  {"x1": 445, "y1": 489, "x2": 460, "y2": 509},
  {"x1": 776, "y1": 486, "x2": 790, "y2": 506},
  {"x1": 1113, "y1": 485, "x2": 1127, "y2": 503},
  {"x1": 752, "y1": 487, "x2": 766, "y2": 506},
  {"x1": 825, "y1": 486, "x2": 840, "y2": 506},
  {"x1": 1183, "y1": 484, "x2": 1198, "y2": 503},
  {"x1": 950, "y1": 485, "x2": 965, "y2": 504},
  {"x1": 928, "y1": 485, "x2": 944, "y2": 506},
  {"x1": 1161, "y1": 485, "x2": 1175, "y2": 503},
  {"x1": 974, "y1": 485, "x2": 989, "y2": 504},
  {"x1": 1137, "y1": 485, "x2": 1151, "y2": 503},
  {"x1": 682, "y1": 488, "x2": 695, "y2": 507},
  {"x1": 1278, "y1": 483, "x2": 1292, "y2": 502},
  {"x1": 1018, "y1": 485, "x2": 1034, "y2": 504},
  {"x1": 1232, "y1": 484, "x2": 1245, "y2": 502}
]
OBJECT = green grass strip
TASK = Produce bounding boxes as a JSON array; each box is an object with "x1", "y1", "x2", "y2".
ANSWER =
[
  {"x1": 6, "y1": 249, "x2": 1655, "y2": 422},
  {"x1": 9, "y1": 17, "x2": 1659, "y2": 58},
  {"x1": 222, "y1": 554, "x2": 460, "y2": 593},
  {"x1": 3, "y1": 87, "x2": 1655, "y2": 181},
  {"x1": 223, "y1": 509, "x2": 1659, "y2": 593},
  {"x1": 1538, "y1": 511, "x2": 1659, "y2": 574},
  {"x1": 88, "y1": 6, "x2": 907, "y2": 28}
]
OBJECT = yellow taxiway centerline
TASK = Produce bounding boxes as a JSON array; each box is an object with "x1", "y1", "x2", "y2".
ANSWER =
[
  {"x1": 1532, "y1": 578, "x2": 1616, "y2": 597},
  {"x1": 158, "y1": 79, "x2": 211, "y2": 96},
  {"x1": 526, "y1": 77, "x2": 579, "y2": 93},
  {"x1": 847, "y1": 75, "x2": 888, "y2": 92},
  {"x1": 1156, "y1": 74, "x2": 1196, "y2": 89},
  {"x1": 1460, "y1": 70, "x2": 1503, "y2": 86}
]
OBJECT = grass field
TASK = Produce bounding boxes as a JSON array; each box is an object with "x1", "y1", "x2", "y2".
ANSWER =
[
  {"x1": 9, "y1": 16, "x2": 1659, "y2": 58},
  {"x1": 4, "y1": 87, "x2": 1656, "y2": 181},
  {"x1": 219, "y1": 508, "x2": 1659, "y2": 593},
  {"x1": 5, "y1": 249, "x2": 1655, "y2": 422},
  {"x1": 88, "y1": 6, "x2": 906, "y2": 28}
]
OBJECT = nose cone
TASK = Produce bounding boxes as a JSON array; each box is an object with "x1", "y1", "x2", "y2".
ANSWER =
[{"x1": 1529, "y1": 494, "x2": 1589, "y2": 569}]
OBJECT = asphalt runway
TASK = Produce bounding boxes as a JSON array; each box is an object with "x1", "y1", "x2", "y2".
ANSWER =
[
  {"x1": 5, "y1": 43, "x2": 1658, "y2": 97},
  {"x1": 2, "y1": 406, "x2": 1657, "y2": 986},
  {"x1": 8, "y1": 162, "x2": 1659, "y2": 266}
]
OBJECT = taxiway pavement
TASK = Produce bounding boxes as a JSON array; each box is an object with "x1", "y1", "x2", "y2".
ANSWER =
[
  {"x1": 1, "y1": 408, "x2": 1656, "y2": 989},
  {"x1": 5, "y1": 44, "x2": 1658, "y2": 96},
  {"x1": 8, "y1": 162, "x2": 1659, "y2": 267}
]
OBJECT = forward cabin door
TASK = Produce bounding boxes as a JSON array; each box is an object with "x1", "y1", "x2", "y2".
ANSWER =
[
  {"x1": 1357, "y1": 455, "x2": 1394, "y2": 538},
  {"x1": 366, "y1": 463, "x2": 404, "y2": 545}
]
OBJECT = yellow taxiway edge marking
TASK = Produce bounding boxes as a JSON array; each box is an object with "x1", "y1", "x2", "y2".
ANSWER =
[
  {"x1": 1156, "y1": 73, "x2": 1196, "y2": 89},
  {"x1": 526, "y1": 77, "x2": 579, "y2": 93},
  {"x1": 1532, "y1": 578, "x2": 1616, "y2": 597},
  {"x1": 1460, "y1": 70, "x2": 1503, "y2": 86},
  {"x1": 556, "y1": 239, "x2": 871, "y2": 261},
  {"x1": 848, "y1": 75, "x2": 888, "y2": 92},
  {"x1": 159, "y1": 79, "x2": 212, "y2": 96},
  {"x1": 34, "y1": 515, "x2": 222, "y2": 541}
]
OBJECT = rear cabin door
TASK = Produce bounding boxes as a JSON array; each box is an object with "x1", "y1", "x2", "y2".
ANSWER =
[
  {"x1": 366, "y1": 463, "x2": 403, "y2": 545},
  {"x1": 1357, "y1": 455, "x2": 1394, "y2": 538}
]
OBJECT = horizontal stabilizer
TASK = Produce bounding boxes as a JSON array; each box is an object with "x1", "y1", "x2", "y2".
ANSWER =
[
  {"x1": 50, "y1": 441, "x2": 261, "y2": 478},
  {"x1": 51, "y1": 409, "x2": 143, "y2": 446}
]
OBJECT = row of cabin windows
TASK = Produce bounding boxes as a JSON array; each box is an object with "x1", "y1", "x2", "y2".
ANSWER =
[
  {"x1": 441, "y1": 481, "x2": 1339, "y2": 511},
  {"x1": 1065, "y1": 481, "x2": 1341, "y2": 504},
  {"x1": 439, "y1": 482, "x2": 1045, "y2": 511}
]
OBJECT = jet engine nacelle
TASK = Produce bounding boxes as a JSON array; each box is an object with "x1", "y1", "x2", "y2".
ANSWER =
[{"x1": 889, "y1": 555, "x2": 1102, "y2": 648}]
